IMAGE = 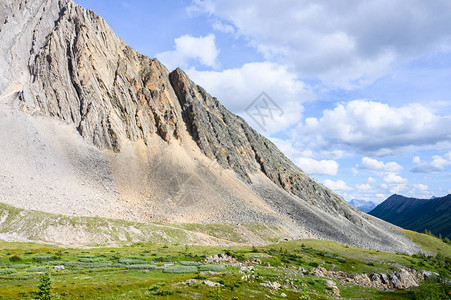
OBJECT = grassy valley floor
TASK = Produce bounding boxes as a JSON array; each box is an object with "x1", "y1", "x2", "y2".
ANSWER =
[{"x1": 0, "y1": 230, "x2": 450, "y2": 299}]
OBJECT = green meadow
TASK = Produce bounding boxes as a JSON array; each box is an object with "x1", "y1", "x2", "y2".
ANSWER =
[{"x1": 0, "y1": 230, "x2": 450, "y2": 299}]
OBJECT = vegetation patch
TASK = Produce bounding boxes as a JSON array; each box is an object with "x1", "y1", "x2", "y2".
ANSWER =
[
  {"x1": 163, "y1": 265, "x2": 198, "y2": 273},
  {"x1": 198, "y1": 264, "x2": 226, "y2": 272},
  {"x1": 0, "y1": 268, "x2": 16, "y2": 275},
  {"x1": 179, "y1": 261, "x2": 201, "y2": 266},
  {"x1": 27, "y1": 266, "x2": 47, "y2": 273},
  {"x1": 125, "y1": 264, "x2": 157, "y2": 269}
]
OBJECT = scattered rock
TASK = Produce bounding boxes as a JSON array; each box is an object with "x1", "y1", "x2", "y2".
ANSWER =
[
  {"x1": 239, "y1": 266, "x2": 254, "y2": 274},
  {"x1": 205, "y1": 253, "x2": 238, "y2": 264},
  {"x1": 203, "y1": 280, "x2": 221, "y2": 287},
  {"x1": 325, "y1": 279, "x2": 340, "y2": 296},
  {"x1": 260, "y1": 281, "x2": 281, "y2": 290}
]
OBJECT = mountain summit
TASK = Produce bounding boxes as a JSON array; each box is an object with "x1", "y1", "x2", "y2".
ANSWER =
[{"x1": 0, "y1": 0, "x2": 420, "y2": 252}]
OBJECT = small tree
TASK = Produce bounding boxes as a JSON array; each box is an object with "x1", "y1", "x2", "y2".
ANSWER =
[{"x1": 36, "y1": 268, "x2": 52, "y2": 300}]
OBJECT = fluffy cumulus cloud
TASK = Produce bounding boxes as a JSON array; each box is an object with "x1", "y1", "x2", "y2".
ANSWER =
[
  {"x1": 156, "y1": 34, "x2": 220, "y2": 70},
  {"x1": 296, "y1": 158, "x2": 339, "y2": 176},
  {"x1": 383, "y1": 173, "x2": 408, "y2": 184},
  {"x1": 357, "y1": 157, "x2": 403, "y2": 174},
  {"x1": 295, "y1": 100, "x2": 451, "y2": 156},
  {"x1": 188, "y1": 0, "x2": 451, "y2": 88},
  {"x1": 411, "y1": 152, "x2": 451, "y2": 173},
  {"x1": 323, "y1": 179, "x2": 353, "y2": 191},
  {"x1": 187, "y1": 62, "x2": 314, "y2": 134},
  {"x1": 413, "y1": 184, "x2": 428, "y2": 191}
]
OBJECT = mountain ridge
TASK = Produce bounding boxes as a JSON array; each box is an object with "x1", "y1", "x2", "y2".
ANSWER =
[
  {"x1": 0, "y1": 0, "x2": 421, "y2": 253},
  {"x1": 349, "y1": 199, "x2": 377, "y2": 213},
  {"x1": 370, "y1": 194, "x2": 451, "y2": 238}
]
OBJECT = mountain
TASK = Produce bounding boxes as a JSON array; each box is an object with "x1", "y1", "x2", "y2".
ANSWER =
[
  {"x1": 370, "y1": 194, "x2": 451, "y2": 238},
  {"x1": 0, "y1": 0, "x2": 421, "y2": 253},
  {"x1": 349, "y1": 199, "x2": 377, "y2": 213}
]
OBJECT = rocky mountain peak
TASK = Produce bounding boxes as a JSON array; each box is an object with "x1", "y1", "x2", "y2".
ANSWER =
[{"x1": 0, "y1": 0, "x2": 422, "y2": 253}]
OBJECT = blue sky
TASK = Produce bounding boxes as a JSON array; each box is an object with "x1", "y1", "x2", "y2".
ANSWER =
[{"x1": 76, "y1": 0, "x2": 451, "y2": 203}]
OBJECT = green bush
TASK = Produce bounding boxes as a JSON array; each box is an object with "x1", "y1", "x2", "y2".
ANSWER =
[
  {"x1": 78, "y1": 257, "x2": 104, "y2": 263},
  {"x1": 33, "y1": 256, "x2": 53, "y2": 262},
  {"x1": 309, "y1": 262, "x2": 319, "y2": 268},
  {"x1": 9, "y1": 264, "x2": 29, "y2": 269},
  {"x1": 415, "y1": 275, "x2": 451, "y2": 299},
  {"x1": 154, "y1": 290, "x2": 174, "y2": 296},
  {"x1": 36, "y1": 268, "x2": 52, "y2": 300},
  {"x1": 78, "y1": 255, "x2": 97, "y2": 258},
  {"x1": 125, "y1": 264, "x2": 157, "y2": 269},
  {"x1": 179, "y1": 261, "x2": 201, "y2": 266},
  {"x1": 118, "y1": 258, "x2": 147, "y2": 265},
  {"x1": 198, "y1": 265, "x2": 226, "y2": 272},
  {"x1": 0, "y1": 268, "x2": 17, "y2": 275},
  {"x1": 154, "y1": 255, "x2": 177, "y2": 262},
  {"x1": 67, "y1": 261, "x2": 112, "y2": 269},
  {"x1": 27, "y1": 267, "x2": 47, "y2": 273},
  {"x1": 45, "y1": 261, "x2": 67, "y2": 266},
  {"x1": 9, "y1": 255, "x2": 22, "y2": 262},
  {"x1": 163, "y1": 266, "x2": 197, "y2": 273}
]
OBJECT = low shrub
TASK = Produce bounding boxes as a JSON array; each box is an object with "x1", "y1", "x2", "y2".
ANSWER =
[
  {"x1": 119, "y1": 258, "x2": 147, "y2": 265},
  {"x1": 0, "y1": 268, "x2": 17, "y2": 275},
  {"x1": 9, "y1": 264, "x2": 29, "y2": 269},
  {"x1": 154, "y1": 290, "x2": 174, "y2": 296},
  {"x1": 309, "y1": 262, "x2": 319, "y2": 268},
  {"x1": 44, "y1": 261, "x2": 67, "y2": 266},
  {"x1": 163, "y1": 266, "x2": 197, "y2": 273},
  {"x1": 27, "y1": 267, "x2": 47, "y2": 273},
  {"x1": 78, "y1": 255, "x2": 97, "y2": 258},
  {"x1": 125, "y1": 264, "x2": 157, "y2": 269},
  {"x1": 9, "y1": 255, "x2": 22, "y2": 262},
  {"x1": 33, "y1": 256, "x2": 52, "y2": 262},
  {"x1": 154, "y1": 255, "x2": 177, "y2": 262},
  {"x1": 78, "y1": 258, "x2": 104, "y2": 263},
  {"x1": 198, "y1": 265, "x2": 226, "y2": 272},
  {"x1": 179, "y1": 261, "x2": 201, "y2": 266},
  {"x1": 65, "y1": 261, "x2": 113, "y2": 269}
]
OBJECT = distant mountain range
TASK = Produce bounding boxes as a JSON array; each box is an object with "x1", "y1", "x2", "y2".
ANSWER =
[
  {"x1": 369, "y1": 194, "x2": 451, "y2": 238},
  {"x1": 349, "y1": 199, "x2": 377, "y2": 213}
]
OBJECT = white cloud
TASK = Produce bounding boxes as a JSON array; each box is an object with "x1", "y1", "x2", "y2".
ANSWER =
[
  {"x1": 296, "y1": 158, "x2": 338, "y2": 176},
  {"x1": 376, "y1": 193, "x2": 387, "y2": 201},
  {"x1": 187, "y1": 62, "x2": 314, "y2": 134},
  {"x1": 323, "y1": 179, "x2": 353, "y2": 191},
  {"x1": 189, "y1": 0, "x2": 451, "y2": 88},
  {"x1": 411, "y1": 152, "x2": 451, "y2": 173},
  {"x1": 295, "y1": 100, "x2": 451, "y2": 156},
  {"x1": 212, "y1": 20, "x2": 235, "y2": 34},
  {"x1": 356, "y1": 183, "x2": 371, "y2": 191},
  {"x1": 357, "y1": 157, "x2": 403, "y2": 174},
  {"x1": 383, "y1": 173, "x2": 408, "y2": 184},
  {"x1": 367, "y1": 177, "x2": 376, "y2": 183},
  {"x1": 413, "y1": 184, "x2": 428, "y2": 191},
  {"x1": 156, "y1": 34, "x2": 220, "y2": 70}
]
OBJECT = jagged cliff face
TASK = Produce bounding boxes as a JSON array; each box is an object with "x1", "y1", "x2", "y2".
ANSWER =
[{"x1": 0, "y1": 0, "x2": 421, "y2": 252}]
